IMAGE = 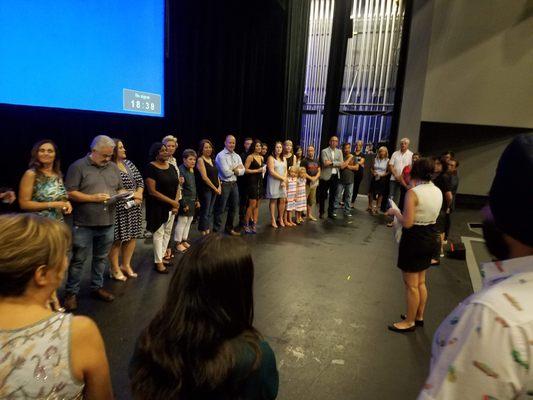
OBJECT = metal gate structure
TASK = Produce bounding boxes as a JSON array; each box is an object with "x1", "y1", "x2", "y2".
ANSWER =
[{"x1": 301, "y1": 0, "x2": 406, "y2": 152}]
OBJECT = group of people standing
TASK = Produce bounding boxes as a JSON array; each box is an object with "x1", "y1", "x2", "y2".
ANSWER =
[{"x1": 2, "y1": 129, "x2": 530, "y2": 400}]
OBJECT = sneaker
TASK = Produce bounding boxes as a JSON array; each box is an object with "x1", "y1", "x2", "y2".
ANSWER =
[{"x1": 345, "y1": 213, "x2": 353, "y2": 217}]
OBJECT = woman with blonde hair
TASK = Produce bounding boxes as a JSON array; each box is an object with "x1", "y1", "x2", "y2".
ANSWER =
[
  {"x1": 368, "y1": 146, "x2": 390, "y2": 214},
  {"x1": 0, "y1": 214, "x2": 113, "y2": 399}
]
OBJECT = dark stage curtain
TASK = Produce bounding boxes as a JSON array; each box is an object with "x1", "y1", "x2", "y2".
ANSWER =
[
  {"x1": 169, "y1": 0, "x2": 288, "y2": 150},
  {"x1": 281, "y1": 0, "x2": 312, "y2": 143}
]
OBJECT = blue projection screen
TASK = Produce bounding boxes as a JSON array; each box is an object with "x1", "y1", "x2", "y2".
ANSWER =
[{"x1": 0, "y1": 1, "x2": 165, "y2": 117}]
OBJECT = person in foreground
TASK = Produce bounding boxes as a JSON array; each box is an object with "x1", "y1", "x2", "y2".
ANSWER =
[
  {"x1": 130, "y1": 234, "x2": 279, "y2": 400},
  {"x1": 386, "y1": 158, "x2": 442, "y2": 332},
  {"x1": 0, "y1": 214, "x2": 113, "y2": 399},
  {"x1": 418, "y1": 134, "x2": 533, "y2": 399}
]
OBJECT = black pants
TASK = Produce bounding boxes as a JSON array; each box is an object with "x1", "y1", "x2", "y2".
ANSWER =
[
  {"x1": 351, "y1": 170, "x2": 364, "y2": 203},
  {"x1": 318, "y1": 174, "x2": 339, "y2": 216}
]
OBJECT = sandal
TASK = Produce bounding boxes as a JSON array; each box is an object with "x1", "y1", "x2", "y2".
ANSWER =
[{"x1": 109, "y1": 268, "x2": 127, "y2": 281}]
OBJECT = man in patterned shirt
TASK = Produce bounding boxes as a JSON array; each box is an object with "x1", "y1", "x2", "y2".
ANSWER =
[{"x1": 419, "y1": 134, "x2": 533, "y2": 399}]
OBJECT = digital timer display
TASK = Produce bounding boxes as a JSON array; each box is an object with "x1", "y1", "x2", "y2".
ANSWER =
[{"x1": 123, "y1": 89, "x2": 161, "y2": 115}]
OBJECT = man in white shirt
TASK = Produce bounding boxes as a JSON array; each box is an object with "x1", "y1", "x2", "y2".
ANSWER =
[
  {"x1": 388, "y1": 138, "x2": 413, "y2": 206},
  {"x1": 419, "y1": 134, "x2": 533, "y2": 400},
  {"x1": 213, "y1": 135, "x2": 245, "y2": 235}
]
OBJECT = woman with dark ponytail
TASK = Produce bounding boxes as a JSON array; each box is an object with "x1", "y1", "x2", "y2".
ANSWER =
[
  {"x1": 129, "y1": 234, "x2": 278, "y2": 399},
  {"x1": 385, "y1": 158, "x2": 443, "y2": 333}
]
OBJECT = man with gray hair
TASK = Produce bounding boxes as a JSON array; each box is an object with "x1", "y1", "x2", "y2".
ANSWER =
[
  {"x1": 388, "y1": 137, "x2": 413, "y2": 211},
  {"x1": 63, "y1": 135, "x2": 125, "y2": 311}
]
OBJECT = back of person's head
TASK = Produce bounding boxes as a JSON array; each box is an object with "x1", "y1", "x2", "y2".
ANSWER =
[
  {"x1": 0, "y1": 214, "x2": 71, "y2": 297},
  {"x1": 410, "y1": 158, "x2": 434, "y2": 182},
  {"x1": 131, "y1": 234, "x2": 260, "y2": 399},
  {"x1": 483, "y1": 134, "x2": 533, "y2": 259}
]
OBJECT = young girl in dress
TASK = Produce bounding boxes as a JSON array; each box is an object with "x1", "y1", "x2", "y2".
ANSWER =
[
  {"x1": 285, "y1": 166, "x2": 298, "y2": 226},
  {"x1": 295, "y1": 167, "x2": 307, "y2": 224}
]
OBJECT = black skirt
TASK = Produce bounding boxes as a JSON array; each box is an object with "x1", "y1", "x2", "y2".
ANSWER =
[
  {"x1": 370, "y1": 176, "x2": 388, "y2": 196},
  {"x1": 397, "y1": 224, "x2": 438, "y2": 272}
]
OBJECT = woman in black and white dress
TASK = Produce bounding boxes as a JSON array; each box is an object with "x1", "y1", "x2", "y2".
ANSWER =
[
  {"x1": 386, "y1": 158, "x2": 442, "y2": 333},
  {"x1": 108, "y1": 139, "x2": 144, "y2": 280}
]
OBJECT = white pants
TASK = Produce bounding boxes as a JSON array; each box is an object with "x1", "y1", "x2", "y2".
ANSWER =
[
  {"x1": 153, "y1": 212, "x2": 175, "y2": 263},
  {"x1": 174, "y1": 215, "x2": 193, "y2": 243}
]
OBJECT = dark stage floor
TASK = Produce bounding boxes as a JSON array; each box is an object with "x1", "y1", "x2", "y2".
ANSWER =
[{"x1": 69, "y1": 201, "x2": 481, "y2": 400}]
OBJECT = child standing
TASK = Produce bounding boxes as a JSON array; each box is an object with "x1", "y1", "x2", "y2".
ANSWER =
[
  {"x1": 285, "y1": 166, "x2": 298, "y2": 226},
  {"x1": 295, "y1": 167, "x2": 307, "y2": 224},
  {"x1": 174, "y1": 149, "x2": 199, "y2": 253}
]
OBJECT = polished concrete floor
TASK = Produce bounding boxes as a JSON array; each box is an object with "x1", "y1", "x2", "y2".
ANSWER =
[{"x1": 68, "y1": 200, "x2": 480, "y2": 400}]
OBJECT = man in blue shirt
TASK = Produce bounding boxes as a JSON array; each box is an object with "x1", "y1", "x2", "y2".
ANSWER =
[{"x1": 214, "y1": 135, "x2": 245, "y2": 235}]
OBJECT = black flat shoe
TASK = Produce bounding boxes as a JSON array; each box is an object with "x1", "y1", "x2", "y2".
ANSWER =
[
  {"x1": 387, "y1": 323, "x2": 416, "y2": 333},
  {"x1": 400, "y1": 314, "x2": 424, "y2": 327}
]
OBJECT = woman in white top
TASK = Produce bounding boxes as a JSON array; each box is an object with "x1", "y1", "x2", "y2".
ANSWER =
[
  {"x1": 385, "y1": 158, "x2": 443, "y2": 333},
  {"x1": 266, "y1": 142, "x2": 288, "y2": 228},
  {"x1": 368, "y1": 146, "x2": 390, "y2": 214},
  {"x1": 0, "y1": 214, "x2": 113, "y2": 399}
]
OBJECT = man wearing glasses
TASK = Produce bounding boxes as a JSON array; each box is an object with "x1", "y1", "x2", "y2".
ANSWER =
[{"x1": 63, "y1": 135, "x2": 124, "y2": 311}]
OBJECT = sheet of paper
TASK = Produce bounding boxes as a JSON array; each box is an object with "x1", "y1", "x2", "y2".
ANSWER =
[{"x1": 389, "y1": 199, "x2": 403, "y2": 243}]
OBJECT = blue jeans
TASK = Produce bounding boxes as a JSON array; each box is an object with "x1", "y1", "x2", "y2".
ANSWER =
[
  {"x1": 335, "y1": 182, "x2": 353, "y2": 214},
  {"x1": 213, "y1": 182, "x2": 239, "y2": 232},
  {"x1": 66, "y1": 225, "x2": 115, "y2": 294},
  {"x1": 198, "y1": 189, "x2": 217, "y2": 232},
  {"x1": 389, "y1": 180, "x2": 402, "y2": 207}
]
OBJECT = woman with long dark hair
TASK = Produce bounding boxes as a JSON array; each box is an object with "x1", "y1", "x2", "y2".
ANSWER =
[
  {"x1": 130, "y1": 234, "x2": 279, "y2": 399},
  {"x1": 19, "y1": 139, "x2": 72, "y2": 221},
  {"x1": 196, "y1": 139, "x2": 221, "y2": 235},
  {"x1": 265, "y1": 141, "x2": 287, "y2": 228},
  {"x1": 244, "y1": 139, "x2": 265, "y2": 233},
  {"x1": 108, "y1": 139, "x2": 144, "y2": 280}
]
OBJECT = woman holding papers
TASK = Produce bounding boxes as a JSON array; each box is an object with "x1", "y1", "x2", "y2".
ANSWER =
[
  {"x1": 108, "y1": 139, "x2": 144, "y2": 280},
  {"x1": 385, "y1": 158, "x2": 442, "y2": 333}
]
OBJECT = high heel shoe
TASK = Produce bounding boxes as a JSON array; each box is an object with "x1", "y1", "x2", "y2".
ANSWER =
[
  {"x1": 120, "y1": 266, "x2": 138, "y2": 279},
  {"x1": 109, "y1": 269, "x2": 127, "y2": 281}
]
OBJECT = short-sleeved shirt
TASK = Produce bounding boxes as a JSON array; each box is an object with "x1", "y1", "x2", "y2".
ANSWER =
[
  {"x1": 340, "y1": 154, "x2": 354, "y2": 185},
  {"x1": 389, "y1": 149, "x2": 413, "y2": 181},
  {"x1": 300, "y1": 157, "x2": 320, "y2": 187},
  {"x1": 419, "y1": 255, "x2": 533, "y2": 400},
  {"x1": 65, "y1": 155, "x2": 123, "y2": 226}
]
